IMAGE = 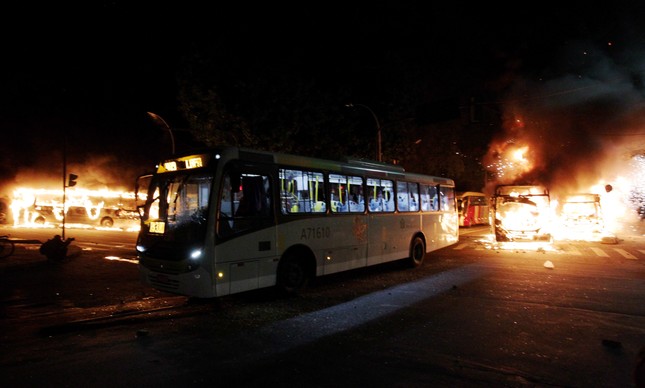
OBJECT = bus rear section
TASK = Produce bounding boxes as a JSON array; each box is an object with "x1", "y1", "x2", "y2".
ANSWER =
[
  {"x1": 491, "y1": 184, "x2": 552, "y2": 242},
  {"x1": 457, "y1": 191, "x2": 489, "y2": 227}
]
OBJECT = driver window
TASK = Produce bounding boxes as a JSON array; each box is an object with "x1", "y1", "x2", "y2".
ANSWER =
[{"x1": 218, "y1": 169, "x2": 272, "y2": 238}]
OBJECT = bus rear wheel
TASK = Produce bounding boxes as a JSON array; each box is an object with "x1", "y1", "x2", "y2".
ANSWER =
[
  {"x1": 408, "y1": 236, "x2": 426, "y2": 268},
  {"x1": 277, "y1": 255, "x2": 309, "y2": 294},
  {"x1": 100, "y1": 217, "x2": 114, "y2": 227}
]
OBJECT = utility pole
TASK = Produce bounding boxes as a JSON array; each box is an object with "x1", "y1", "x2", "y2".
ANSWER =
[{"x1": 62, "y1": 135, "x2": 78, "y2": 240}]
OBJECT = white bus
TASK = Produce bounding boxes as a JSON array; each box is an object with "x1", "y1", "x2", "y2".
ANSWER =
[{"x1": 135, "y1": 147, "x2": 459, "y2": 298}]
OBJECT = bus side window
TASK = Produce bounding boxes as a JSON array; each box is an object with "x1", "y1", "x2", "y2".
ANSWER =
[
  {"x1": 397, "y1": 181, "x2": 409, "y2": 211},
  {"x1": 420, "y1": 184, "x2": 431, "y2": 211},
  {"x1": 367, "y1": 178, "x2": 393, "y2": 213},
  {"x1": 280, "y1": 169, "x2": 325, "y2": 214},
  {"x1": 440, "y1": 186, "x2": 455, "y2": 211},
  {"x1": 367, "y1": 178, "x2": 381, "y2": 212},
  {"x1": 348, "y1": 176, "x2": 365, "y2": 212},
  {"x1": 382, "y1": 184, "x2": 394, "y2": 212},
  {"x1": 409, "y1": 183, "x2": 419, "y2": 211}
]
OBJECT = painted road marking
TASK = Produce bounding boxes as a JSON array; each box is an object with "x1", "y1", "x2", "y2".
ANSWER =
[
  {"x1": 590, "y1": 247, "x2": 609, "y2": 257},
  {"x1": 614, "y1": 248, "x2": 638, "y2": 260},
  {"x1": 566, "y1": 246, "x2": 582, "y2": 256}
]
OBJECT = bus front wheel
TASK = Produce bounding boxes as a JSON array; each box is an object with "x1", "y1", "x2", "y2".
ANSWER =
[
  {"x1": 277, "y1": 254, "x2": 309, "y2": 294},
  {"x1": 408, "y1": 236, "x2": 426, "y2": 268}
]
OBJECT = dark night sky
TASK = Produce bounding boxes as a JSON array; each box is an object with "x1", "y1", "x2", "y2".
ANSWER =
[{"x1": 2, "y1": 1, "x2": 645, "y2": 191}]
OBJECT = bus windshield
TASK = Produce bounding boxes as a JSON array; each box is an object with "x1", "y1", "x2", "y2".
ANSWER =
[{"x1": 145, "y1": 172, "x2": 213, "y2": 243}]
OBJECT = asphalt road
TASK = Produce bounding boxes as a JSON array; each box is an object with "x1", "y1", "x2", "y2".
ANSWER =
[{"x1": 1, "y1": 224, "x2": 644, "y2": 387}]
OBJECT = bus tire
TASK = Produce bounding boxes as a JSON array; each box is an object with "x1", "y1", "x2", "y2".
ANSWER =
[
  {"x1": 100, "y1": 217, "x2": 114, "y2": 227},
  {"x1": 276, "y1": 254, "x2": 309, "y2": 294},
  {"x1": 408, "y1": 236, "x2": 426, "y2": 268}
]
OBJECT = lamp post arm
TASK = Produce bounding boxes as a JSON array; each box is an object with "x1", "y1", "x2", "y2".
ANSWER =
[{"x1": 146, "y1": 111, "x2": 176, "y2": 155}]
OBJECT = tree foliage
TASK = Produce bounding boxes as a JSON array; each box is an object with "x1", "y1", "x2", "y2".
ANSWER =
[{"x1": 174, "y1": 27, "x2": 498, "y2": 192}]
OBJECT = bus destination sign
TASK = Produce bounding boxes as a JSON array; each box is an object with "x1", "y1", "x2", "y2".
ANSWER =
[{"x1": 157, "y1": 154, "x2": 207, "y2": 173}]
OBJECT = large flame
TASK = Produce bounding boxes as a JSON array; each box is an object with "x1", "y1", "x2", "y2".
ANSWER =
[
  {"x1": 486, "y1": 142, "x2": 534, "y2": 182},
  {"x1": 8, "y1": 186, "x2": 144, "y2": 231}
]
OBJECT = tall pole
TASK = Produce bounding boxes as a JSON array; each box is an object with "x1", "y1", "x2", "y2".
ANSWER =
[
  {"x1": 346, "y1": 103, "x2": 382, "y2": 162},
  {"x1": 62, "y1": 134, "x2": 67, "y2": 240},
  {"x1": 147, "y1": 112, "x2": 176, "y2": 155}
]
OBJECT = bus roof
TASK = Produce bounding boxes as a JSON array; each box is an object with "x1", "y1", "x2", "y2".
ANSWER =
[
  {"x1": 165, "y1": 146, "x2": 455, "y2": 186},
  {"x1": 494, "y1": 185, "x2": 549, "y2": 196},
  {"x1": 457, "y1": 191, "x2": 486, "y2": 198}
]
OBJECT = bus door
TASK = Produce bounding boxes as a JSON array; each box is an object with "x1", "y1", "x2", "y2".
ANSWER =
[{"x1": 215, "y1": 163, "x2": 276, "y2": 293}]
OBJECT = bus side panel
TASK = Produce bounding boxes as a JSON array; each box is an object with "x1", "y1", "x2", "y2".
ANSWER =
[
  {"x1": 302, "y1": 216, "x2": 368, "y2": 276},
  {"x1": 366, "y1": 213, "x2": 419, "y2": 265},
  {"x1": 423, "y1": 212, "x2": 459, "y2": 251},
  {"x1": 387, "y1": 214, "x2": 421, "y2": 262},
  {"x1": 214, "y1": 227, "x2": 278, "y2": 296},
  {"x1": 367, "y1": 214, "x2": 387, "y2": 265},
  {"x1": 467, "y1": 200, "x2": 490, "y2": 226},
  {"x1": 322, "y1": 216, "x2": 368, "y2": 274},
  {"x1": 465, "y1": 205, "x2": 477, "y2": 226},
  {"x1": 271, "y1": 217, "x2": 369, "y2": 277},
  {"x1": 474, "y1": 204, "x2": 490, "y2": 225}
]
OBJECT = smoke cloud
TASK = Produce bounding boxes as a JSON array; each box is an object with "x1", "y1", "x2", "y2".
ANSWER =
[{"x1": 484, "y1": 36, "x2": 645, "y2": 207}]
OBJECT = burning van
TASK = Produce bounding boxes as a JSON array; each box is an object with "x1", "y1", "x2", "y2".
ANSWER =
[{"x1": 491, "y1": 184, "x2": 552, "y2": 242}]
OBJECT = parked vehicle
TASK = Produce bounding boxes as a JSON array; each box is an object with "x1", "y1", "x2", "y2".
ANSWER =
[{"x1": 456, "y1": 191, "x2": 489, "y2": 226}]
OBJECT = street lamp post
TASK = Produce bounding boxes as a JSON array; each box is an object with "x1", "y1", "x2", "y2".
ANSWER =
[
  {"x1": 146, "y1": 111, "x2": 176, "y2": 155},
  {"x1": 346, "y1": 103, "x2": 382, "y2": 162}
]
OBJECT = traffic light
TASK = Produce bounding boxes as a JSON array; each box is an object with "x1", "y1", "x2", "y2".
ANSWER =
[{"x1": 67, "y1": 173, "x2": 78, "y2": 187}]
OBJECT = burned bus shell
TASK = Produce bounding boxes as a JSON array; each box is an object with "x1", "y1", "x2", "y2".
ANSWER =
[{"x1": 491, "y1": 184, "x2": 552, "y2": 242}]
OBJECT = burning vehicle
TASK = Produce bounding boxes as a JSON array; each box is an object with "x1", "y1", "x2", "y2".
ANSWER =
[
  {"x1": 9, "y1": 187, "x2": 141, "y2": 230},
  {"x1": 555, "y1": 193, "x2": 604, "y2": 240},
  {"x1": 31, "y1": 205, "x2": 139, "y2": 228},
  {"x1": 491, "y1": 184, "x2": 552, "y2": 242}
]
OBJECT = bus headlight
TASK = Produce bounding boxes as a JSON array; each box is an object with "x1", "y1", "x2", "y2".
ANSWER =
[{"x1": 190, "y1": 249, "x2": 203, "y2": 260}]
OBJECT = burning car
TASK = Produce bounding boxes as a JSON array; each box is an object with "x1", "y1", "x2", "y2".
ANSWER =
[{"x1": 491, "y1": 184, "x2": 552, "y2": 242}]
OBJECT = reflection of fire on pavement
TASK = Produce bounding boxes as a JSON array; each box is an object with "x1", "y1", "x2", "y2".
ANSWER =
[{"x1": 8, "y1": 187, "x2": 144, "y2": 231}]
